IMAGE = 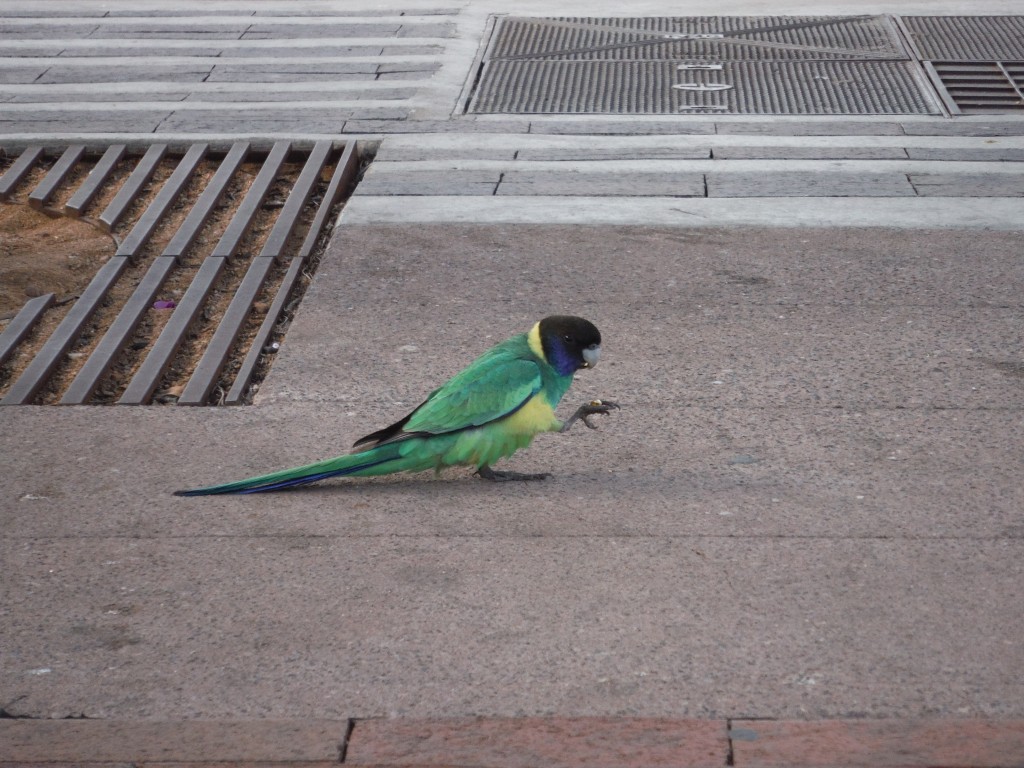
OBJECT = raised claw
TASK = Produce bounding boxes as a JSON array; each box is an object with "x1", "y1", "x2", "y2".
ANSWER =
[{"x1": 562, "y1": 399, "x2": 621, "y2": 433}]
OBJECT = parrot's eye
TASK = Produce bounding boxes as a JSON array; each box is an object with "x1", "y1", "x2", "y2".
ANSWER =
[{"x1": 563, "y1": 334, "x2": 574, "y2": 343}]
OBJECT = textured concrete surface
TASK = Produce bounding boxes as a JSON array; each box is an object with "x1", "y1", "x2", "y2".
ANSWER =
[{"x1": 2, "y1": 225, "x2": 1022, "y2": 722}]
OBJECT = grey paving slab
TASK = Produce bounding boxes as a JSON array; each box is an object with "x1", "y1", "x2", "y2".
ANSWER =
[
  {"x1": 207, "y1": 62, "x2": 380, "y2": 79},
  {"x1": 717, "y1": 121, "x2": 906, "y2": 136},
  {"x1": 37, "y1": 65, "x2": 213, "y2": 83},
  {"x1": 517, "y1": 146, "x2": 713, "y2": 161},
  {"x1": 345, "y1": 119, "x2": 533, "y2": 134},
  {"x1": 901, "y1": 122, "x2": 1024, "y2": 137},
  {"x1": 0, "y1": 112, "x2": 173, "y2": 133},
  {"x1": 0, "y1": 66, "x2": 51, "y2": 83},
  {"x1": 910, "y1": 173, "x2": 1024, "y2": 196},
  {"x1": 344, "y1": 195, "x2": 1024, "y2": 229},
  {"x1": 0, "y1": 520, "x2": 1021, "y2": 719},
  {"x1": 706, "y1": 172, "x2": 917, "y2": 197},
  {"x1": 907, "y1": 147, "x2": 1024, "y2": 161},
  {"x1": 712, "y1": 146, "x2": 909, "y2": 159},
  {"x1": 355, "y1": 170, "x2": 501, "y2": 195},
  {"x1": 530, "y1": 120, "x2": 717, "y2": 135},
  {"x1": 496, "y1": 172, "x2": 706, "y2": 197},
  {"x1": 155, "y1": 112, "x2": 350, "y2": 133}
]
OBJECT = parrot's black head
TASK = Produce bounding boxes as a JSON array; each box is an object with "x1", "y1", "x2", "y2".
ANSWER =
[{"x1": 538, "y1": 315, "x2": 602, "y2": 376}]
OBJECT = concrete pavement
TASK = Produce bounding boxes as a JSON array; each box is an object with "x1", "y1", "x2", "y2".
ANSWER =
[{"x1": 2, "y1": 1, "x2": 1024, "y2": 765}]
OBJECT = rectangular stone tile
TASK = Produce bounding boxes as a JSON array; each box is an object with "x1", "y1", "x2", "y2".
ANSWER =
[
  {"x1": 397, "y1": 22, "x2": 456, "y2": 37},
  {"x1": 346, "y1": 717, "x2": 727, "y2": 767},
  {"x1": 730, "y1": 719, "x2": 1024, "y2": 767},
  {"x1": 0, "y1": 111, "x2": 172, "y2": 132},
  {"x1": 207, "y1": 62, "x2": 378, "y2": 80},
  {"x1": 712, "y1": 146, "x2": 907, "y2": 159},
  {"x1": 497, "y1": 172, "x2": 706, "y2": 197},
  {"x1": 910, "y1": 173, "x2": 1024, "y2": 196},
  {"x1": 356, "y1": 169, "x2": 500, "y2": 195},
  {"x1": 716, "y1": 121, "x2": 904, "y2": 136},
  {"x1": 707, "y1": 172, "x2": 915, "y2": 196},
  {"x1": 0, "y1": 720, "x2": 346, "y2": 762},
  {"x1": 344, "y1": 119, "x2": 530, "y2": 134},
  {"x1": 530, "y1": 120, "x2": 715, "y2": 135},
  {"x1": 902, "y1": 122, "x2": 1024, "y2": 136},
  {"x1": 242, "y1": 23, "x2": 401, "y2": 37},
  {"x1": 906, "y1": 147, "x2": 1024, "y2": 161},
  {"x1": 156, "y1": 112, "x2": 348, "y2": 132},
  {"x1": 37, "y1": 65, "x2": 212, "y2": 83},
  {"x1": 518, "y1": 147, "x2": 711, "y2": 160},
  {"x1": 0, "y1": 66, "x2": 49, "y2": 84}
]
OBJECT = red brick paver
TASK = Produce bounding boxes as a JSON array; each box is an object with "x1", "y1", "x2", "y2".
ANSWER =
[
  {"x1": 730, "y1": 719, "x2": 1024, "y2": 767},
  {"x1": 3, "y1": 718, "x2": 1022, "y2": 767},
  {"x1": 344, "y1": 717, "x2": 728, "y2": 767},
  {"x1": 0, "y1": 720, "x2": 347, "y2": 763}
]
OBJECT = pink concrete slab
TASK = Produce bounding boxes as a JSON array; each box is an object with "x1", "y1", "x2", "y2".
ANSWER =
[
  {"x1": 0, "y1": 719, "x2": 346, "y2": 761},
  {"x1": 345, "y1": 717, "x2": 727, "y2": 767},
  {"x1": 729, "y1": 718, "x2": 1024, "y2": 767}
]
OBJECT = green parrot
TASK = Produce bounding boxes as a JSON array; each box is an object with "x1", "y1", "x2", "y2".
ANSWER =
[{"x1": 175, "y1": 315, "x2": 617, "y2": 495}]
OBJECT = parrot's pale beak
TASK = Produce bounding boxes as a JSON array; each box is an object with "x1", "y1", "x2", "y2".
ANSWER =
[{"x1": 582, "y1": 344, "x2": 601, "y2": 369}]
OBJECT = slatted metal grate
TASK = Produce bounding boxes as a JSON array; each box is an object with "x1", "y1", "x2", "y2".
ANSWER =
[
  {"x1": 0, "y1": 141, "x2": 361, "y2": 406},
  {"x1": 901, "y1": 16, "x2": 1024, "y2": 114},
  {"x1": 925, "y1": 61, "x2": 1024, "y2": 114},
  {"x1": 468, "y1": 15, "x2": 940, "y2": 116}
]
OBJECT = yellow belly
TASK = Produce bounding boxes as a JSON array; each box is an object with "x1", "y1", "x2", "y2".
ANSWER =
[{"x1": 501, "y1": 393, "x2": 559, "y2": 436}]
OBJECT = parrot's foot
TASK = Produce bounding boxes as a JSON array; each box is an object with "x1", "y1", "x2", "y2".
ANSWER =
[
  {"x1": 561, "y1": 399, "x2": 620, "y2": 433},
  {"x1": 476, "y1": 465, "x2": 552, "y2": 482}
]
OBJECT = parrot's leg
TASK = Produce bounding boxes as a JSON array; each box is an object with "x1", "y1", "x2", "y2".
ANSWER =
[
  {"x1": 561, "y1": 399, "x2": 620, "y2": 432},
  {"x1": 476, "y1": 465, "x2": 552, "y2": 482}
]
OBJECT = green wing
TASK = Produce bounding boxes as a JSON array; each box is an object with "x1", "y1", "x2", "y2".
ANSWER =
[{"x1": 405, "y1": 347, "x2": 542, "y2": 435}]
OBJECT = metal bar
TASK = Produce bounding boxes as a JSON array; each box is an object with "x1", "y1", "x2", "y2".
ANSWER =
[
  {"x1": 119, "y1": 256, "x2": 227, "y2": 405},
  {"x1": 177, "y1": 256, "x2": 276, "y2": 406},
  {"x1": 64, "y1": 143, "x2": 126, "y2": 217},
  {"x1": 258, "y1": 140, "x2": 332, "y2": 259},
  {"x1": 0, "y1": 293, "x2": 54, "y2": 368},
  {"x1": 59, "y1": 256, "x2": 177, "y2": 405},
  {"x1": 211, "y1": 141, "x2": 290, "y2": 259},
  {"x1": 223, "y1": 143, "x2": 359, "y2": 405},
  {"x1": 116, "y1": 143, "x2": 208, "y2": 260},
  {"x1": 28, "y1": 144, "x2": 85, "y2": 210},
  {"x1": 1, "y1": 257, "x2": 130, "y2": 406},
  {"x1": 0, "y1": 145, "x2": 44, "y2": 200},
  {"x1": 162, "y1": 141, "x2": 249, "y2": 260},
  {"x1": 223, "y1": 258, "x2": 303, "y2": 406},
  {"x1": 297, "y1": 141, "x2": 359, "y2": 262},
  {"x1": 98, "y1": 143, "x2": 167, "y2": 232},
  {"x1": 923, "y1": 61, "x2": 961, "y2": 116}
]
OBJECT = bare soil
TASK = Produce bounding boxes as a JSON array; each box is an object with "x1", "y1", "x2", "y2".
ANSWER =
[{"x1": 0, "y1": 205, "x2": 116, "y2": 317}]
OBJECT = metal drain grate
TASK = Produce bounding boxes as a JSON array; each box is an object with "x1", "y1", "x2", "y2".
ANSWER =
[
  {"x1": 471, "y1": 59, "x2": 936, "y2": 115},
  {"x1": 468, "y1": 15, "x2": 939, "y2": 115},
  {"x1": 924, "y1": 61, "x2": 1024, "y2": 114},
  {"x1": 487, "y1": 15, "x2": 911, "y2": 61},
  {"x1": 900, "y1": 16, "x2": 1024, "y2": 61},
  {"x1": 900, "y1": 17, "x2": 1024, "y2": 114},
  {"x1": 0, "y1": 141, "x2": 361, "y2": 406}
]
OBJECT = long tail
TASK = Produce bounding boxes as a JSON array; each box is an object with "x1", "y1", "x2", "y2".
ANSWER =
[{"x1": 174, "y1": 442, "x2": 407, "y2": 496}]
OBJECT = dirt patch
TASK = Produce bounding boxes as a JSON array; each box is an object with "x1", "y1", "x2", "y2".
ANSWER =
[{"x1": 0, "y1": 205, "x2": 116, "y2": 317}]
